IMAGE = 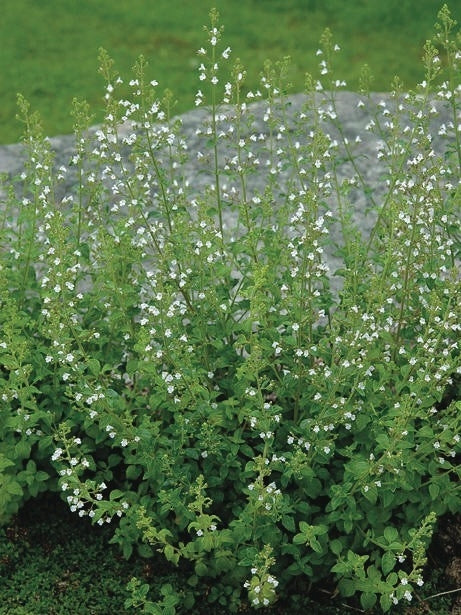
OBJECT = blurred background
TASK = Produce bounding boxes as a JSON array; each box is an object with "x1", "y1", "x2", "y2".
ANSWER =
[{"x1": 1, "y1": 0, "x2": 460, "y2": 144}]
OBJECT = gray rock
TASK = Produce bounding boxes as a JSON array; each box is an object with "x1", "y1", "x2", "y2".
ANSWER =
[{"x1": 0, "y1": 91, "x2": 458, "y2": 287}]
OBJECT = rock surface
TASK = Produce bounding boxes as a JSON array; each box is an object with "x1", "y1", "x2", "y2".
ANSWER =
[{"x1": 0, "y1": 91, "x2": 458, "y2": 275}]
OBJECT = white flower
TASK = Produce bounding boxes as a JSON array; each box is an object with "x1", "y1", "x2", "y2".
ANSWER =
[{"x1": 52, "y1": 448, "x2": 63, "y2": 461}]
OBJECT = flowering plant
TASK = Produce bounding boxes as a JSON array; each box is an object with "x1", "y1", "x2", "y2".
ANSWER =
[{"x1": 0, "y1": 6, "x2": 460, "y2": 613}]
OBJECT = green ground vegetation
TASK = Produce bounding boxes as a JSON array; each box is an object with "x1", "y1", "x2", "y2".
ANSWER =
[
  {"x1": 0, "y1": 0, "x2": 460, "y2": 143},
  {"x1": 0, "y1": 494, "x2": 456, "y2": 615}
]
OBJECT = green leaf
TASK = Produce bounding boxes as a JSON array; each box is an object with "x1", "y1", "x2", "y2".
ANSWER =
[
  {"x1": 35, "y1": 470, "x2": 49, "y2": 483},
  {"x1": 14, "y1": 440, "x2": 31, "y2": 459},
  {"x1": 6, "y1": 480, "x2": 23, "y2": 496},
  {"x1": 25, "y1": 459, "x2": 36, "y2": 473},
  {"x1": 380, "y1": 593, "x2": 393, "y2": 612},
  {"x1": 429, "y1": 483, "x2": 440, "y2": 500},
  {"x1": 337, "y1": 578, "x2": 355, "y2": 597},
  {"x1": 185, "y1": 448, "x2": 199, "y2": 460},
  {"x1": 126, "y1": 359, "x2": 139, "y2": 374},
  {"x1": 380, "y1": 489, "x2": 395, "y2": 508},
  {"x1": 363, "y1": 485, "x2": 378, "y2": 504},
  {"x1": 0, "y1": 455, "x2": 15, "y2": 472},
  {"x1": 195, "y1": 561, "x2": 208, "y2": 577},
  {"x1": 299, "y1": 521, "x2": 310, "y2": 533},
  {"x1": 187, "y1": 575, "x2": 198, "y2": 587},
  {"x1": 122, "y1": 542, "x2": 133, "y2": 559},
  {"x1": 360, "y1": 592, "x2": 377, "y2": 610},
  {"x1": 108, "y1": 454, "x2": 122, "y2": 468},
  {"x1": 202, "y1": 534, "x2": 214, "y2": 551},
  {"x1": 281, "y1": 515, "x2": 296, "y2": 532},
  {"x1": 344, "y1": 518, "x2": 353, "y2": 533},
  {"x1": 87, "y1": 357, "x2": 101, "y2": 376},
  {"x1": 383, "y1": 527, "x2": 399, "y2": 543},
  {"x1": 330, "y1": 539, "x2": 344, "y2": 556},
  {"x1": 164, "y1": 545, "x2": 179, "y2": 566},
  {"x1": 238, "y1": 546, "x2": 258, "y2": 567},
  {"x1": 109, "y1": 489, "x2": 125, "y2": 501},
  {"x1": 293, "y1": 533, "x2": 306, "y2": 545},
  {"x1": 386, "y1": 572, "x2": 398, "y2": 585},
  {"x1": 310, "y1": 538, "x2": 323, "y2": 553},
  {"x1": 37, "y1": 435, "x2": 54, "y2": 453},
  {"x1": 126, "y1": 464, "x2": 142, "y2": 480},
  {"x1": 331, "y1": 561, "x2": 348, "y2": 574},
  {"x1": 347, "y1": 459, "x2": 369, "y2": 477},
  {"x1": 376, "y1": 434, "x2": 390, "y2": 449},
  {"x1": 381, "y1": 551, "x2": 395, "y2": 576}
]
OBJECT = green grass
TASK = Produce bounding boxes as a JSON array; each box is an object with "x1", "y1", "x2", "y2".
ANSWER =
[{"x1": 1, "y1": 0, "x2": 460, "y2": 144}]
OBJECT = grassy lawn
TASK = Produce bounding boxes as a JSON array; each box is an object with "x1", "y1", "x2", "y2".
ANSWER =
[{"x1": 1, "y1": 0, "x2": 460, "y2": 143}]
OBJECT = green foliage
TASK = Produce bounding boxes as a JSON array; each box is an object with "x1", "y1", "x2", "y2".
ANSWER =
[
  {"x1": 1, "y1": 493, "x2": 457, "y2": 614},
  {"x1": 1, "y1": 5, "x2": 461, "y2": 613},
  {"x1": 125, "y1": 578, "x2": 187, "y2": 615}
]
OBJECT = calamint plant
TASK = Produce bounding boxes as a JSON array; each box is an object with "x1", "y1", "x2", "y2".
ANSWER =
[{"x1": 0, "y1": 5, "x2": 460, "y2": 613}]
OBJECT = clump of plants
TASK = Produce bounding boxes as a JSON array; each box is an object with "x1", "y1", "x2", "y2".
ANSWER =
[{"x1": 0, "y1": 5, "x2": 460, "y2": 613}]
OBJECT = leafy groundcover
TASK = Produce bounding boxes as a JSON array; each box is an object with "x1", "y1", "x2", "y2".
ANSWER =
[
  {"x1": 0, "y1": 5, "x2": 460, "y2": 614},
  {"x1": 0, "y1": 493, "x2": 459, "y2": 614}
]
